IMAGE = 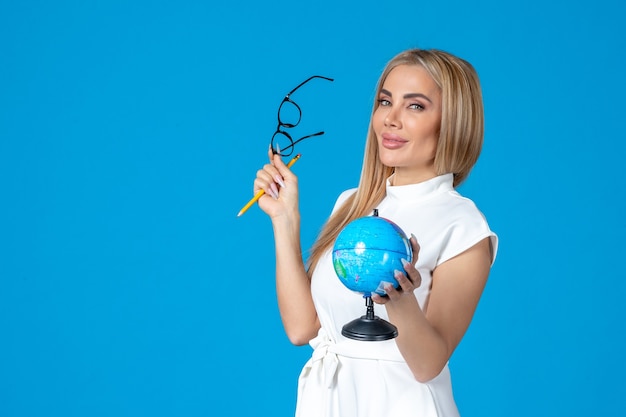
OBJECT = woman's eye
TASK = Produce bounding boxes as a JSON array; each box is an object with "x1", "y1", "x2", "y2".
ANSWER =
[
  {"x1": 377, "y1": 99, "x2": 391, "y2": 106},
  {"x1": 409, "y1": 103, "x2": 425, "y2": 111}
]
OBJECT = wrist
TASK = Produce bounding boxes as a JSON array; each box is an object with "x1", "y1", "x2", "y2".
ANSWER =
[{"x1": 272, "y1": 210, "x2": 301, "y2": 236}]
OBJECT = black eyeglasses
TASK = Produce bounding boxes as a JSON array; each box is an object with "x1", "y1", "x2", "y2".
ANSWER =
[{"x1": 270, "y1": 75, "x2": 334, "y2": 157}]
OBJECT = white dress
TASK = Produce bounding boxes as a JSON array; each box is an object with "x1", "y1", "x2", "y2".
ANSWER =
[{"x1": 295, "y1": 174, "x2": 498, "y2": 417}]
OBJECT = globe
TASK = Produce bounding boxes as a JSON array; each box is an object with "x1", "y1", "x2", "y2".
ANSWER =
[{"x1": 332, "y1": 214, "x2": 413, "y2": 297}]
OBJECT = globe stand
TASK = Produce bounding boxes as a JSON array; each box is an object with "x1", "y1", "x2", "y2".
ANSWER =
[{"x1": 341, "y1": 294, "x2": 398, "y2": 341}]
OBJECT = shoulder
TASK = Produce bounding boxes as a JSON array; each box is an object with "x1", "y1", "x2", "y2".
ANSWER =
[
  {"x1": 331, "y1": 188, "x2": 357, "y2": 214},
  {"x1": 437, "y1": 190, "x2": 498, "y2": 265},
  {"x1": 442, "y1": 190, "x2": 490, "y2": 224}
]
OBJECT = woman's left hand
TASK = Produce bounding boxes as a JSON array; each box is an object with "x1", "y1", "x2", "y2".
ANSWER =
[{"x1": 372, "y1": 234, "x2": 422, "y2": 304}]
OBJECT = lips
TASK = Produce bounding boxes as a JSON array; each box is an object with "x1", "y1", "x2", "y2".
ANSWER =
[{"x1": 381, "y1": 132, "x2": 408, "y2": 149}]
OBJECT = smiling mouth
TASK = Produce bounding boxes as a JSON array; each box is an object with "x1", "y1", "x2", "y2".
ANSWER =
[{"x1": 381, "y1": 133, "x2": 407, "y2": 149}]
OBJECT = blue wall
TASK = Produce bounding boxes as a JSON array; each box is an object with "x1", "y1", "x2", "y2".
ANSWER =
[{"x1": 1, "y1": 1, "x2": 625, "y2": 416}]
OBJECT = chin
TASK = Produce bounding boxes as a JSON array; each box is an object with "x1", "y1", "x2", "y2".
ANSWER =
[{"x1": 377, "y1": 151, "x2": 402, "y2": 168}]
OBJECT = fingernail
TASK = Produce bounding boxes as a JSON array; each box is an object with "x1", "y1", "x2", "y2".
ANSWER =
[
  {"x1": 411, "y1": 233, "x2": 417, "y2": 241},
  {"x1": 394, "y1": 269, "x2": 404, "y2": 278},
  {"x1": 274, "y1": 175, "x2": 285, "y2": 188},
  {"x1": 401, "y1": 258, "x2": 410, "y2": 267},
  {"x1": 270, "y1": 183, "x2": 280, "y2": 199}
]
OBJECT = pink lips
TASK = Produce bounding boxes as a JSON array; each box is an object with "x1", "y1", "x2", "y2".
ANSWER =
[{"x1": 381, "y1": 132, "x2": 408, "y2": 149}]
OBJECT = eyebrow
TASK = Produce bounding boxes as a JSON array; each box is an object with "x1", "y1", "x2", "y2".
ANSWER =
[{"x1": 380, "y1": 88, "x2": 433, "y2": 104}]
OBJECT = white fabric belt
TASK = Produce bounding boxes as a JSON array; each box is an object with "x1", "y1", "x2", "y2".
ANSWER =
[{"x1": 304, "y1": 329, "x2": 405, "y2": 388}]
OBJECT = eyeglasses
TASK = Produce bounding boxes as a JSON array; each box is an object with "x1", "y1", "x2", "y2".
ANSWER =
[{"x1": 270, "y1": 75, "x2": 334, "y2": 157}]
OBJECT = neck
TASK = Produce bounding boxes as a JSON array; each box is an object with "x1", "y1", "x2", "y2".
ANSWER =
[{"x1": 390, "y1": 168, "x2": 438, "y2": 186}]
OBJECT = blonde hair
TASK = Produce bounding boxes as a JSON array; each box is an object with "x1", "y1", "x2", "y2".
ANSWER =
[{"x1": 306, "y1": 48, "x2": 485, "y2": 275}]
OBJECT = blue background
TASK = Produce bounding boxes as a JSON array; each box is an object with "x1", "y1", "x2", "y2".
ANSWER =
[{"x1": 1, "y1": 0, "x2": 625, "y2": 416}]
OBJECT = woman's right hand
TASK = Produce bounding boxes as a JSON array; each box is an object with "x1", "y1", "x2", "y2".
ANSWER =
[{"x1": 253, "y1": 147, "x2": 300, "y2": 220}]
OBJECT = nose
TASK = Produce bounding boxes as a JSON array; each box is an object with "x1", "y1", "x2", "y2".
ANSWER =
[{"x1": 384, "y1": 105, "x2": 401, "y2": 128}]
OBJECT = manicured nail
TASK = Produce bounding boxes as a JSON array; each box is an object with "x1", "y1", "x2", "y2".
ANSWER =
[
  {"x1": 266, "y1": 186, "x2": 278, "y2": 200},
  {"x1": 274, "y1": 175, "x2": 285, "y2": 188},
  {"x1": 394, "y1": 269, "x2": 404, "y2": 278},
  {"x1": 401, "y1": 258, "x2": 410, "y2": 267},
  {"x1": 270, "y1": 183, "x2": 279, "y2": 199}
]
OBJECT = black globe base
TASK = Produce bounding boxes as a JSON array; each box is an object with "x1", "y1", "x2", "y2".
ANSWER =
[{"x1": 341, "y1": 295, "x2": 398, "y2": 341}]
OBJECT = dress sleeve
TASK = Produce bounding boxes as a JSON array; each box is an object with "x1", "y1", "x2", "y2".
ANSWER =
[{"x1": 436, "y1": 200, "x2": 498, "y2": 267}]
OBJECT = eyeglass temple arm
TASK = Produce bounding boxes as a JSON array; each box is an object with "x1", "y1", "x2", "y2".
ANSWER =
[{"x1": 286, "y1": 75, "x2": 334, "y2": 97}]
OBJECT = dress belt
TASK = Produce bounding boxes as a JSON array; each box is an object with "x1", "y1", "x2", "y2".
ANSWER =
[
  {"x1": 303, "y1": 328, "x2": 405, "y2": 388},
  {"x1": 308, "y1": 334, "x2": 339, "y2": 388}
]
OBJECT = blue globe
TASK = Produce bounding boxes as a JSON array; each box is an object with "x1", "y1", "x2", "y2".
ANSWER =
[{"x1": 332, "y1": 215, "x2": 413, "y2": 296}]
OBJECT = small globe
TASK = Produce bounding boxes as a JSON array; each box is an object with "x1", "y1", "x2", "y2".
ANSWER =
[{"x1": 332, "y1": 215, "x2": 412, "y2": 296}]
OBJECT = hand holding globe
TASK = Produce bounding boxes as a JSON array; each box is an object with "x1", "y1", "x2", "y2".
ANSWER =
[{"x1": 331, "y1": 211, "x2": 413, "y2": 341}]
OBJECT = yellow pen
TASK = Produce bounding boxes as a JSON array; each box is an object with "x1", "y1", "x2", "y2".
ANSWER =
[{"x1": 237, "y1": 153, "x2": 301, "y2": 217}]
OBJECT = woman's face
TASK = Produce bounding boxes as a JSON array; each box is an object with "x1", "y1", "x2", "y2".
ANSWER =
[{"x1": 372, "y1": 64, "x2": 442, "y2": 185}]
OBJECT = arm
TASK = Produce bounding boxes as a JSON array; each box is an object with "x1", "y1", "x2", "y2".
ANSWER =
[
  {"x1": 372, "y1": 236, "x2": 493, "y2": 382},
  {"x1": 255, "y1": 151, "x2": 320, "y2": 345}
]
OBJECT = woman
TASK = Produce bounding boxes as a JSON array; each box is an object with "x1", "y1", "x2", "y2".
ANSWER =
[{"x1": 253, "y1": 48, "x2": 498, "y2": 417}]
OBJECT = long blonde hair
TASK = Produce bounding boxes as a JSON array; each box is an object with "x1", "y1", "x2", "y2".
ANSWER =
[{"x1": 307, "y1": 48, "x2": 485, "y2": 276}]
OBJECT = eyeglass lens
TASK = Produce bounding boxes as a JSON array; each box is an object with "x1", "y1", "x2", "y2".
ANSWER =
[
  {"x1": 277, "y1": 99, "x2": 301, "y2": 128},
  {"x1": 271, "y1": 131, "x2": 296, "y2": 157}
]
